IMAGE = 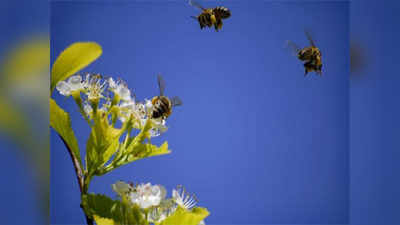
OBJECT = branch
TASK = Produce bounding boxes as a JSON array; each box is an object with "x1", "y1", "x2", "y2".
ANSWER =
[{"x1": 58, "y1": 134, "x2": 94, "y2": 225}]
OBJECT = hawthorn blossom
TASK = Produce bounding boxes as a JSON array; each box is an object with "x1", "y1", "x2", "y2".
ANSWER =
[
  {"x1": 172, "y1": 185, "x2": 198, "y2": 210},
  {"x1": 128, "y1": 183, "x2": 166, "y2": 209},
  {"x1": 56, "y1": 75, "x2": 84, "y2": 96}
]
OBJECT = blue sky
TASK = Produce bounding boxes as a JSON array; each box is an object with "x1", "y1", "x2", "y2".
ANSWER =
[{"x1": 51, "y1": 1, "x2": 349, "y2": 224}]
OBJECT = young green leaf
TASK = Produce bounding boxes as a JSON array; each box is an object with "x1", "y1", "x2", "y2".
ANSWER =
[
  {"x1": 86, "y1": 113, "x2": 122, "y2": 176},
  {"x1": 82, "y1": 194, "x2": 148, "y2": 225},
  {"x1": 50, "y1": 98, "x2": 82, "y2": 168},
  {"x1": 125, "y1": 142, "x2": 170, "y2": 164},
  {"x1": 158, "y1": 207, "x2": 209, "y2": 225},
  {"x1": 51, "y1": 42, "x2": 102, "y2": 92},
  {"x1": 98, "y1": 142, "x2": 170, "y2": 176},
  {"x1": 92, "y1": 216, "x2": 115, "y2": 225},
  {"x1": 96, "y1": 118, "x2": 171, "y2": 175}
]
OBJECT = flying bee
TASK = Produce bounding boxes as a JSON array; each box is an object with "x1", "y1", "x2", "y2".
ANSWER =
[
  {"x1": 151, "y1": 75, "x2": 182, "y2": 120},
  {"x1": 287, "y1": 31, "x2": 323, "y2": 76},
  {"x1": 189, "y1": 0, "x2": 231, "y2": 32}
]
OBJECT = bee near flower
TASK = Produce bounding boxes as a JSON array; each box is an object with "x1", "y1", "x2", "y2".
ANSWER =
[
  {"x1": 54, "y1": 73, "x2": 175, "y2": 137},
  {"x1": 150, "y1": 75, "x2": 183, "y2": 120}
]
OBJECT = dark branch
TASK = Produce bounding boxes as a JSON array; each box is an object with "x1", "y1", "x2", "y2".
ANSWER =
[{"x1": 57, "y1": 134, "x2": 93, "y2": 225}]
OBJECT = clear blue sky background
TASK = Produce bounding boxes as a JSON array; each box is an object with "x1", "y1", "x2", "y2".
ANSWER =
[
  {"x1": 50, "y1": 1, "x2": 349, "y2": 224},
  {"x1": 4, "y1": 0, "x2": 400, "y2": 225}
]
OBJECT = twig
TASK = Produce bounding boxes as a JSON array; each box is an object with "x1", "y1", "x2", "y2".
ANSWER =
[{"x1": 58, "y1": 134, "x2": 94, "y2": 225}]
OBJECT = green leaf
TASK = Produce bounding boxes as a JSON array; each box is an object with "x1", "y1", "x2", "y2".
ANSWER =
[
  {"x1": 99, "y1": 142, "x2": 170, "y2": 176},
  {"x1": 122, "y1": 119, "x2": 170, "y2": 161},
  {"x1": 50, "y1": 98, "x2": 82, "y2": 168},
  {"x1": 125, "y1": 142, "x2": 170, "y2": 164},
  {"x1": 93, "y1": 216, "x2": 115, "y2": 225},
  {"x1": 82, "y1": 194, "x2": 147, "y2": 225},
  {"x1": 50, "y1": 42, "x2": 102, "y2": 92},
  {"x1": 86, "y1": 113, "x2": 122, "y2": 176},
  {"x1": 97, "y1": 119, "x2": 171, "y2": 175},
  {"x1": 159, "y1": 207, "x2": 209, "y2": 225}
]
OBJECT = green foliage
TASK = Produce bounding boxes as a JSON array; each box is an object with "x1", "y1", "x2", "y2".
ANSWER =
[
  {"x1": 50, "y1": 42, "x2": 209, "y2": 225},
  {"x1": 82, "y1": 194, "x2": 148, "y2": 225},
  {"x1": 158, "y1": 207, "x2": 209, "y2": 225},
  {"x1": 85, "y1": 111, "x2": 123, "y2": 177},
  {"x1": 50, "y1": 98, "x2": 82, "y2": 168},
  {"x1": 50, "y1": 42, "x2": 102, "y2": 92},
  {"x1": 97, "y1": 119, "x2": 170, "y2": 175}
]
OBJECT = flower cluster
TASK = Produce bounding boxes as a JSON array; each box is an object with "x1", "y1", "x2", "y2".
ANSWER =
[
  {"x1": 55, "y1": 73, "x2": 167, "y2": 137},
  {"x1": 112, "y1": 181, "x2": 204, "y2": 224}
]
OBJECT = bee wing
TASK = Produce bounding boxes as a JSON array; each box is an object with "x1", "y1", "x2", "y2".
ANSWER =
[
  {"x1": 171, "y1": 96, "x2": 183, "y2": 107},
  {"x1": 286, "y1": 40, "x2": 300, "y2": 56},
  {"x1": 189, "y1": 0, "x2": 205, "y2": 10},
  {"x1": 157, "y1": 74, "x2": 166, "y2": 96},
  {"x1": 305, "y1": 30, "x2": 316, "y2": 47}
]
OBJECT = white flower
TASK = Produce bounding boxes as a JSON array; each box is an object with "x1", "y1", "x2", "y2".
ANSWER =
[
  {"x1": 108, "y1": 77, "x2": 131, "y2": 101},
  {"x1": 129, "y1": 183, "x2": 166, "y2": 209},
  {"x1": 172, "y1": 185, "x2": 198, "y2": 210},
  {"x1": 112, "y1": 181, "x2": 132, "y2": 196},
  {"x1": 136, "y1": 103, "x2": 147, "y2": 119},
  {"x1": 56, "y1": 75, "x2": 84, "y2": 96},
  {"x1": 83, "y1": 101, "x2": 93, "y2": 116},
  {"x1": 83, "y1": 73, "x2": 106, "y2": 100},
  {"x1": 148, "y1": 207, "x2": 167, "y2": 223},
  {"x1": 148, "y1": 199, "x2": 177, "y2": 223},
  {"x1": 145, "y1": 99, "x2": 153, "y2": 115},
  {"x1": 68, "y1": 75, "x2": 84, "y2": 90},
  {"x1": 199, "y1": 221, "x2": 205, "y2": 225},
  {"x1": 117, "y1": 99, "x2": 137, "y2": 123},
  {"x1": 150, "y1": 118, "x2": 168, "y2": 137},
  {"x1": 56, "y1": 81, "x2": 71, "y2": 96}
]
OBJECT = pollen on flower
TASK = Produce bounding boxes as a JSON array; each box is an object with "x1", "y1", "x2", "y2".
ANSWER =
[{"x1": 83, "y1": 73, "x2": 106, "y2": 101}]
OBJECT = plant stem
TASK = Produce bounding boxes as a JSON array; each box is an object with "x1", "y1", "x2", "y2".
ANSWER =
[{"x1": 58, "y1": 134, "x2": 94, "y2": 225}]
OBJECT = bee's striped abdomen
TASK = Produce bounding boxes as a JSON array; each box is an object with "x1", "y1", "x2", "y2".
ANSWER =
[
  {"x1": 152, "y1": 96, "x2": 172, "y2": 119},
  {"x1": 198, "y1": 12, "x2": 212, "y2": 29},
  {"x1": 213, "y1": 6, "x2": 231, "y2": 19}
]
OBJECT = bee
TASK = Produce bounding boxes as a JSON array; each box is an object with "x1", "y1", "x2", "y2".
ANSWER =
[
  {"x1": 287, "y1": 31, "x2": 323, "y2": 76},
  {"x1": 151, "y1": 75, "x2": 182, "y2": 120},
  {"x1": 189, "y1": 0, "x2": 231, "y2": 32}
]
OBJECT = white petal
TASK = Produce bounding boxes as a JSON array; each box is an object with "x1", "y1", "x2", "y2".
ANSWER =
[
  {"x1": 118, "y1": 86, "x2": 131, "y2": 101},
  {"x1": 112, "y1": 181, "x2": 131, "y2": 196},
  {"x1": 68, "y1": 75, "x2": 83, "y2": 91},
  {"x1": 56, "y1": 81, "x2": 72, "y2": 96},
  {"x1": 108, "y1": 77, "x2": 117, "y2": 89}
]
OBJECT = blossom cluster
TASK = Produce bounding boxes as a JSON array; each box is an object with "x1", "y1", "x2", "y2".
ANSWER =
[
  {"x1": 56, "y1": 73, "x2": 167, "y2": 137},
  {"x1": 112, "y1": 181, "x2": 204, "y2": 224}
]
